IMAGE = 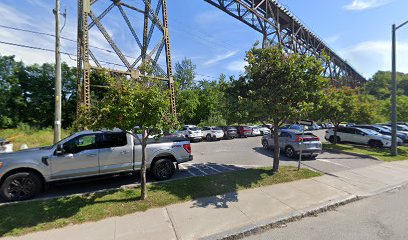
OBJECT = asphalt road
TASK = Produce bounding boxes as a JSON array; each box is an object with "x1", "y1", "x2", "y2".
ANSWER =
[
  {"x1": 30, "y1": 130, "x2": 381, "y2": 200},
  {"x1": 245, "y1": 185, "x2": 408, "y2": 240}
]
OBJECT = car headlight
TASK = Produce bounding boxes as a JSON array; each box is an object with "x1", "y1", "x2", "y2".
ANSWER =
[{"x1": 0, "y1": 162, "x2": 3, "y2": 169}]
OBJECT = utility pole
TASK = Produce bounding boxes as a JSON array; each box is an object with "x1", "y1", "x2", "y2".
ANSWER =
[
  {"x1": 391, "y1": 20, "x2": 408, "y2": 156},
  {"x1": 53, "y1": 0, "x2": 62, "y2": 144}
]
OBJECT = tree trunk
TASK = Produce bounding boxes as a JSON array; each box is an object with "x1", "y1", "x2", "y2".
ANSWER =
[
  {"x1": 272, "y1": 119, "x2": 280, "y2": 172},
  {"x1": 141, "y1": 130, "x2": 147, "y2": 200}
]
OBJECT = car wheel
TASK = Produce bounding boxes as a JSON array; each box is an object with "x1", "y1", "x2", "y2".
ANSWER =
[
  {"x1": 0, "y1": 171, "x2": 43, "y2": 202},
  {"x1": 328, "y1": 136, "x2": 335, "y2": 143},
  {"x1": 369, "y1": 140, "x2": 383, "y2": 148},
  {"x1": 151, "y1": 158, "x2": 175, "y2": 180},
  {"x1": 206, "y1": 134, "x2": 212, "y2": 141},
  {"x1": 284, "y1": 146, "x2": 296, "y2": 158},
  {"x1": 262, "y1": 140, "x2": 269, "y2": 149}
]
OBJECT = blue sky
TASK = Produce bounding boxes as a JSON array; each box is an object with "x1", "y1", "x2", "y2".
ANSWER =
[{"x1": 0, "y1": 0, "x2": 407, "y2": 80}]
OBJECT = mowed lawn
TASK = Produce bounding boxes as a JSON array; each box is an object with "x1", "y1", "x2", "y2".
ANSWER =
[
  {"x1": 0, "y1": 128, "x2": 70, "y2": 151},
  {"x1": 323, "y1": 143, "x2": 408, "y2": 162},
  {"x1": 0, "y1": 166, "x2": 321, "y2": 237}
]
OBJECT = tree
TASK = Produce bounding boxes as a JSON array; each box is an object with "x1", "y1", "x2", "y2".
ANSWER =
[
  {"x1": 77, "y1": 66, "x2": 177, "y2": 200},
  {"x1": 174, "y1": 57, "x2": 196, "y2": 90},
  {"x1": 244, "y1": 44, "x2": 326, "y2": 171},
  {"x1": 319, "y1": 87, "x2": 358, "y2": 144}
]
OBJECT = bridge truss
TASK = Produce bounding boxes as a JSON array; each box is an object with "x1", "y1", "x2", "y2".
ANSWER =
[
  {"x1": 204, "y1": 0, "x2": 366, "y2": 87},
  {"x1": 76, "y1": 0, "x2": 176, "y2": 115}
]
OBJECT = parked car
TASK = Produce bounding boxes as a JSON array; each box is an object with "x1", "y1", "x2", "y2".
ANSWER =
[
  {"x1": 258, "y1": 126, "x2": 271, "y2": 135},
  {"x1": 176, "y1": 125, "x2": 203, "y2": 142},
  {"x1": 356, "y1": 125, "x2": 408, "y2": 143},
  {"x1": 0, "y1": 130, "x2": 193, "y2": 202},
  {"x1": 0, "y1": 138, "x2": 13, "y2": 153},
  {"x1": 201, "y1": 126, "x2": 224, "y2": 141},
  {"x1": 261, "y1": 129, "x2": 322, "y2": 158},
  {"x1": 379, "y1": 125, "x2": 408, "y2": 136},
  {"x1": 325, "y1": 126, "x2": 400, "y2": 148},
  {"x1": 249, "y1": 126, "x2": 262, "y2": 136},
  {"x1": 219, "y1": 126, "x2": 239, "y2": 139},
  {"x1": 280, "y1": 124, "x2": 309, "y2": 131},
  {"x1": 236, "y1": 126, "x2": 252, "y2": 138}
]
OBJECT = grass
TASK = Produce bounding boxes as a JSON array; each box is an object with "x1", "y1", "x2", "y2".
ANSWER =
[
  {"x1": 0, "y1": 128, "x2": 70, "y2": 151},
  {"x1": 0, "y1": 166, "x2": 320, "y2": 237},
  {"x1": 323, "y1": 143, "x2": 408, "y2": 162}
]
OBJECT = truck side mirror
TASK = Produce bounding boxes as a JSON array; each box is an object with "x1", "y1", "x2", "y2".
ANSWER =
[{"x1": 55, "y1": 144, "x2": 64, "y2": 156}]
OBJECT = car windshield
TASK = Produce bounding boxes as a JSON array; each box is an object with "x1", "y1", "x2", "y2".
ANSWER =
[
  {"x1": 190, "y1": 127, "x2": 200, "y2": 131},
  {"x1": 359, "y1": 128, "x2": 379, "y2": 135},
  {"x1": 397, "y1": 125, "x2": 408, "y2": 131},
  {"x1": 214, "y1": 127, "x2": 222, "y2": 130},
  {"x1": 227, "y1": 127, "x2": 236, "y2": 130},
  {"x1": 252, "y1": 127, "x2": 259, "y2": 130}
]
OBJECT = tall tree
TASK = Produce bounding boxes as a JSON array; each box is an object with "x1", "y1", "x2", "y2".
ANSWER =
[
  {"x1": 77, "y1": 65, "x2": 177, "y2": 200},
  {"x1": 245, "y1": 44, "x2": 326, "y2": 171},
  {"x1": 174, "y1": 57, "x2": 196, "y2": 90}
]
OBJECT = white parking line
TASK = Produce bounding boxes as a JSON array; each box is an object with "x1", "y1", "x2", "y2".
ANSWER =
[
  {"x1": 178, "y1": 164, "x2": 187, "y2": 170},
  {"x1": 184, "y1": 163, "x2": 209, "y2": 175},
  {"x1": 217, "y1": 164, "x2": 236, "y2": 171},
  {"x1": 317, "y1": 159, "x2": 351, "y2": 168},
  {"x1": 203, "y1": 164, "x2": 223, "y2": 173}
]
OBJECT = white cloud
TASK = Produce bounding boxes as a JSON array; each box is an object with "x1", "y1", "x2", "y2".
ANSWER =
[
  {"x1": 326, "y1": 34, "x2": 340, "y2": 45},
  {"x1": 340, "y1": 41, "x2": 408, "y2": 78},
  {"x1": 227, "y1": 60, "x2": 247, "y2": 72},
  {"x1": 344, "y1": 0, "x2": 391, "y2": 10},
  {"x1": 204, "y1": 50, "x2": 238, "y2": 65}
]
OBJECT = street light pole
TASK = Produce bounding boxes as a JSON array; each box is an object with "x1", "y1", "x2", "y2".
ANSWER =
[
  {"x1": 53, "y1": 0, "x2": 62, "y2": 144},
  {"x1": 391, "y1": 20, "x2": 408, "y2": 156},
  {"x1": 391, "y1": 24, "x2": 397, "y2": 156}
]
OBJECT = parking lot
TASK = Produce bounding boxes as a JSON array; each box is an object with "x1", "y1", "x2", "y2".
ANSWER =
[{"x1": 26, "y1": 130, "x2": 383, "y2": 201}]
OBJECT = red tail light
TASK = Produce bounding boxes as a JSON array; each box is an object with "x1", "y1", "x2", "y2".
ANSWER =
[
  {"x1": 315, "y1": 137, "x2": 320, "y2": 141},
  {"x1": 183, "y1": 144, "x2": 191, "y2": 153},
  {"x1": 295, "y1": 136, "x2": 302, "y2": 142}
]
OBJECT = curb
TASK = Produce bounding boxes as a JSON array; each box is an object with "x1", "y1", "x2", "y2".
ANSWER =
[
  {"x1": 209, "y1": 181, "x2": 408, "y2": 240},
  {"x1": 204, "y1": 195, "x2": 360, "y2": 240},
  {"x1": 322, "y1": 149, "x2": 380, "y2": 161}
]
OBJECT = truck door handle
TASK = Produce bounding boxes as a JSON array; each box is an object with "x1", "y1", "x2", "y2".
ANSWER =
[
  {"x1": 86, "y1": 154, "x2": 97, "y2": 157},
  {"x1": 120, "y1": 150, "x2": 131, "y2": 155}
]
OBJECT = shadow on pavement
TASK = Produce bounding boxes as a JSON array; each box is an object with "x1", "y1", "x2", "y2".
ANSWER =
[{"x1": 252, "y1": 147, "x2": 315, "y2": 162}]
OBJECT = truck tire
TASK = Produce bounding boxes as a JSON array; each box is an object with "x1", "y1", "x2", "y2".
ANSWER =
[
  {"x1": 0, "y1": 171, "x2": 43, "y2": 202},
  {"x1": 151, "y1": 159, "x2": 175, "y2": 180}
]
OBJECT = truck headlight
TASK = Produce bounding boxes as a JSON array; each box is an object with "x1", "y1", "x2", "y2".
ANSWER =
[{"x1": 0, "y1": 162, "x2": 3, "y2": 169}]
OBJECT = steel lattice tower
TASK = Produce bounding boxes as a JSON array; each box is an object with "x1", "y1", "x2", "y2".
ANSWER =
[{"x1": 76, "y1": 0, "x2": 176, "y2": 115}]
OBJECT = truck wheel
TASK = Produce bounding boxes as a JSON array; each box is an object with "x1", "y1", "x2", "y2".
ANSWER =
[
  {"x1": 151, "y1": 159, "x2": 175, "y2": 180},
  {"x1": 0, "y1": 172, "x2": 43, "y2": 202}
]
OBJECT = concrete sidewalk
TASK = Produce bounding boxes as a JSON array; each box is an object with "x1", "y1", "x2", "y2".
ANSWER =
[{"x1": 4, "y1": 160, "x2": 408, "y2": 240}]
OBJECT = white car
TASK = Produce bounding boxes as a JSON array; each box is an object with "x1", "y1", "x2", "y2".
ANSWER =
[
  {"x1": 325, "y1": 126, "x2": 401, "y2": 148},
  {"x1": 177, "y1": 125, "x2": 203, "y2": 142},
  {"x1": 249, "y1": 126, "x2": 262, "y2": 136},
  {"x1": 0, "y1": 138, "x2": 13, "y2": 153},
  {"x1": 202, "y1": 126, "x2": 224, "y2": 141},
  {"x1": 257, "y1": 126, "x2": 271, "y2": 135}
]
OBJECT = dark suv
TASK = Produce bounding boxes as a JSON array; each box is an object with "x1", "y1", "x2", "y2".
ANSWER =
[
  {"x1": 236, "y1": 126, "x2": 252, "y2": 138},
  {"x1": 219, "y1": 126, "x2": 239, "y2": 139}
]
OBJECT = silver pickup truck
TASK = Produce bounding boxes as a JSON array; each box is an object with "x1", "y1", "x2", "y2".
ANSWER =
[{"x1": 0, "y1": 130, "x2": 193, "y2": 202}]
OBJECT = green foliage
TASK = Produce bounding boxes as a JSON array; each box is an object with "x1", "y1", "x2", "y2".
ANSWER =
[
  {"x1": 319, "y1": 87, "x2": 385, "y2": 125},
  {"x1": 244, "y1": 44, "x2": 327, "y2": 124},
  {"x1": 76, "y1": 70, "x2": 178, "y2": 137},
  {"x1": 0, "y1": 55, "x2": 76, "y2": 129}
]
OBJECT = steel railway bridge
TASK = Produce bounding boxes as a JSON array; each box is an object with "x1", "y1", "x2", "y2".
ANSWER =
[{"x1": 76, "y1": 0, "x2": 366, "y2": 115}]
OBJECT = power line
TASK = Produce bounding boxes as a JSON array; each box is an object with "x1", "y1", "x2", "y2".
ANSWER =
[{"x1": 0, "y1": 40, "x2": 220, "y2": 80}]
